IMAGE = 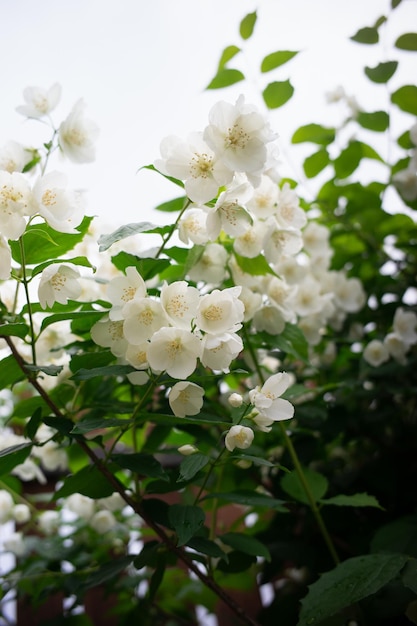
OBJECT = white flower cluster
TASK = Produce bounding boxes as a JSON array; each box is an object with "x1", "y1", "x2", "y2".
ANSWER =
[
  {"x1": 363, "y1": 307, "x2": 417, "y2": 367},
  {"x1": 392, "y1": 122, "x2": 417, "y2": 202}
]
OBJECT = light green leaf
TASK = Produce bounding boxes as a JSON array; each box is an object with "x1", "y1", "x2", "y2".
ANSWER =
[
  {"x1": 298, "y1": 553, "x2": 409, "y2": 626},
  {"x1": 261, "y1": 50, "x2": 298, "y2": 73},
  {"x1": 365, "y1": 61, "x2": 398, "y2": 83},
  {"x1": 281, "y1": 467, "x2": 328, "y2": 505},
  {"x1": 356, "y1": 110, "x2": 389, "y2": 132},
  {"x1": 140, "y1": 164, "x2": 185, "y2": 189},
  {"x1": 395, "y1": 33, "x2": 417, "y2": 51},
  {"x1": 206, "y1": 68, "x2": 245, "y2": 90},
  {"x1": 263, "y1": 80, "x2": 294, "y2": 109},
  {"x1": 392, "y1": 0, "x2": 403, "y2": 7},
  {"x1": 177, "y1": 453, "x2": 210, "y2": 482},
  {"x1": 98, "y1": 222, "x2": 159, "y2": 252},
  {"x1": 320, "y1": 492, "x2": 383, "y2": 509},
  {"x1": 351, "y1": 26, "x2": 379, "y2": 44},
  {"x1": 234, "y1": 252, "x2": 276, "y2": 276},
  {"x1": 168, "y1": 504, "x2": 205, "y2": 546},
  {"x1": 239, "y1": 11, "x2": 257, "y2": 40},
  {"x1": 292, "y1": 123, "x2": 335, "y2": 146},
  {"x1": 218, "y1": 45, "x2": 241, "y2": 70},
  {"x1": 303, "y1": 149, "x2": 330, "y2": 178},
  {"x1": 220, "y1": 532, "x2": 271, "y2": 561},
  {"x1": 154, "y1": 196, "x2": 187, "y2": 212},
  {"x1": 391, "y1": 85, "x2": 417, "y2": 115}
]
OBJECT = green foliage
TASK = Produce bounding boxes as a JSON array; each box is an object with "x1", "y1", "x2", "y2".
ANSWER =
[
  {"x1": 351, "y1": 26, "x2": 379, "y2": 44},
  {"x1": 365, "y1": 60, "x2": 398, "y2": 83},
  {"x1": 391, "y1": 84, "x2": 417, "y2": 114},
  {"x1": 261, "y1": 50, "x2": 298, "y2": 73},
  {"x1": 239, "y1": 11, "x2": 257, "y2": 40},
  {"x1": 262, "y1": 80, "x2": 294, "y2": 109},
  {"x1": 206, "y1": 68, "x2": 245, "y2": 90},
  {"x1": 395, "y1": 32, "x2": 417, "y2": 50},
  {"x1": 292, "y1": 123, "x2": 335, "y2": 145}
]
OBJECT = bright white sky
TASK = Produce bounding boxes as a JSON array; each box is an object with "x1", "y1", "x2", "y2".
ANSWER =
[{"x1": 0, "y1": 0, "x2": 415, "y2": 230}]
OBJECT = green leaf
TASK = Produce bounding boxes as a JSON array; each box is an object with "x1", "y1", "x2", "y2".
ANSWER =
[
  {"x1": 365, "y1": 61, "x2": 398, "y2": 83},
  {"x1": 204, "y1": 490, "x2": 287, "y2": 512},
  {"x1": 10, "y1": 216, "x2": 93, "y2": 265},
  {"x1": 303, "y1": 149, "x2": 330, "y2": 178},
  {"x1": 395, "y1": 33, "x2": 417, "y2": 51},
  {"x1": 81, "y1": 556, "x2": 133, "y2": 589},
  {"x1": 177, "y1": 453, "x2": 209, "y2": 482},
  {"x1": 154, "y1": 196, "x2": 187, "y2": 212},
  {"x1": 134, "y1": 541, "x2": 160, "y2": 569},
  {"x1": 292, "y1": 123, "x2": 335, "y2": 146},
  {"x1": 356, "y1": 110, "x2": 389, "y2": 132},
  {"x1": 298, "y1": 553, "x2": 409, "y2": 626},
  {"x1": 0, "y1": 323, "x2": 29, "y2": 339},
  {"x1": 0, "y1": 354, "x2": 26, "y2": 389},
  {"x1": 218, "y1": 45, "x2": 241, "y2": 70},
  {"x1": 187, "y1": 536, "x2": 227, "y2": 559},
  {"x1": 25, "y1": 363, "x2": 63, "y2": 376},
  {"x1": 40, "y1": 310, "x2": 104, "y2": 333},
  {"x1": 261, "y1": 50, "x2": 298, "y2": 73},
  {"x1": 391, "y1": 85, "x2": 417, "y2": 115},
  {"x1": 239, "y1": 11, "x2": 257, "y2": 40},
  {"x1": 320, "y1": 492, "x2": 383, "y2": 509},
  {"x1": 168, "y1": 504, "x2": 205, "y2": 546},
  {"x1": 54, "y1": 465, "x2": 116, "y2": 500},
  {"x1": 263, "y1": 80, "x2": 294, "y2": 109},
  {"x1": 371, "y1": 516, "x2": 417, "y2": 557},
  {"x1": 110, "y1": 251, "x2": 170, "y2": 280},
  {"x1": 70, "y1": 364, "x2": 134, "y2": 380},
  {"x1": 392, "y1": 0, "x2": 403, "y2": 7},
  {"x1": 206, "y1": 68, "x2": 245, "y2": 90},
  {"x1": 25, "y1": 407, "x2": 43, "y2": 440},
  {"x1": 98, "y1": 222, "x2": 160, "y2": 252},
  {"x1": 402, "y1": 559, "x2": 417, "y2": 594},
  {"x1": 0, "y1": 443, "x2": 32, "y2": 476},
  {"x1": 140, "y1": 164, "x2": 185, "y2": 190},
  {"x1": 333, "y1": 141, "x2": 383, "y2": 179},
  {"x1": 275, "y1": 322, "x2": 309, "y2": 361},
  {"x1": 234, "y1": 252, "x2": 275, "y2": 276},
  {"x1": 69, "y1": 350, "x2": 115, "y2": 373},
  {"x1": 220, "y1": 532, "x2": 271, "y2": 561},
  {"x1": 31, "y1": 256, "x2": 95, "y2": 279},
  {"x1": 111, "y1": 453, "x2": 168, "y2": 481},
  {"x1": 71, "y1": 416, "x2": 131, "y2": 434},
  {"x1": 281, "y1": 467, "x2": 328, "y2": 505},
  {"x1": 351, "y1": 27, "x2": 379, "y2": 44},
  {"x1": 397, "y1": 130, "x2": 413, "y2": 149}
]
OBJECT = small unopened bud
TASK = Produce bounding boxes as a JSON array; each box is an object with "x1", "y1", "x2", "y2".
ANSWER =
[
  {"x1": 178, "y1": 444, "x2": 198, "y2": 456},
  {"x1": 228, "y1": 393, "x2": 243, "y2": 408}
]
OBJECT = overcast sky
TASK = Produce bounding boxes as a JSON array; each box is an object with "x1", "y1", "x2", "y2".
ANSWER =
[{"x1": 0, "y1": 0, "x2": 415, "y2": 229}]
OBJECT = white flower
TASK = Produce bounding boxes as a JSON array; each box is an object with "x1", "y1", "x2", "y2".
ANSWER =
[
  {"x1": 34, "y1": 441, "x2": 68, "y2": 472},
  {"x1": 32, "y1": 171, "x2": 84, "y2": 233},
  {"x1": 225, "y1": 425, "x2": 254, "y2": 451},
  {"x1": 107, "y1": 266, "x2": 147, "y2": 321},
  {"x1": 97, "y1": 493, "x2": 125, "y2": 512},
  {"x1": 263, "y1": 221, "x2": 303, "y2": 263},
  {"x1": 252, "y1": 305, "x2": 286, "y2": 335},
  {"x1": 0, "y1": 170, "x2": 33, "y2": 239},
  {"x1": 363, "y1": 339, "x2": 390, "y2": 367},
  {"x1": 3, "y1": 531, "x2": 25, "y2": 557},
  {"x1": 59, "y1": 99, "x2": 99, "y2": 163},
  {"x1": 238, "y1": 286, "x2": 262, "y2": 322},
  {"x1": 125, "y1": 341, "x2": 149, "y2": 370},
  {"x1": 249, "y1": 372, "x2": 294, "y2": 423},
  {"x1": 12, "y1": 504, "x2": 31, "y2": 524},
  {"x1": 289, "y1": 277, "x2": 332, "y2": 318},
  {"x1": 267, "y1": 276, "x2": 298, "y2": 323},
  {"x1": 276, "y1": 183, "x2": 307, "y2": 230},
  {"x1": 204, "y1": 95, "x2": 277, "y2": 179},
  {"x1": 303, "y1": 222, "x2": 330, "y2": 255},
  {"x1": 332, "y1": 274, "x2": 366, "y2": 313},
  {"x1": 178, "y1": 208, "x2": 210, "y2": 245},
  {"x1": 201, "y1": 332, "x2": 243, "y2": 372},
  {"x1": 147, "y1": 327, "x2": 202, "y2": 379},
  {"x1": 196, "y1": 287, "x2": 244, "y2": 335},
  {"x1": 205, "y1": 178, "x2": 253, "y2": 239},
  {"x1": 65, "y1": 493, "x2": 95, "y2": 521},
  {"x1": 228, "y1": 393, "x2": 243, "y2": 408},
  {"x1": 393, "y1": 163, "x2": 417, "y2": 201},
  {"x1": 0, "y1": 140, "x2": 29, "y2": 173},
  {"x1": 178, "y1": 444, "x2": 198, "y2": 455},
  {"x1": 38, "y1": 510, "x2": 60, "y2": 535},
  {"x1": 38, "y1": 264, "x2": 82, "y2": 309},
  {"x1": 384, "y1": 333, "x2": 408, "y2": 365},
  {"x1": 16, "y1": 83, "x2": 61, "y2": 118},
  {"x1": 393, "y1": 307, "x2": 417, "y2": 345},
  {"x1": 91, "y1": 316, "x2": 127, "y2": 357},
  {"x1": 155, "y1": 132, "x2": 232, "y2": 203},
  {"x1": 233, "y1": 220, "x2": 267, "y2": 258},
  {"x1": 160, "y1": 281, "x2": 200, "y2": 329},
  {"x1": 188, "y1": 243, "x2": 229, "y2": 285},
  {"x1": 0, "y1": 236, "x2": 12, "y2": 280},
  {"x1": 169, "y1": 381, "x2": 204, "y2": 417},
  {"x1": 123, "y1": 297, "x2": 167, "y2": 344},
  {"x1": 0, "y1": 490, "x2": 14, "y2": 522},
  {"x1": 247, "y1": 175, "x2": 279, "y2": 219},
  {"x1": 90, "y1": 509, "x2": 116, "y2": 534}
]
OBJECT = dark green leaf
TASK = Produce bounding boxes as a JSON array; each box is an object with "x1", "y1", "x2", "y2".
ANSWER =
[
  {"x1": 111, "y1": 453, "x2": 168, "y2": 481},
  {"x1": 10, "y1": 216, "x2": 93, "y2": 265},
  {"x1": 177, "y1": 453, "x2": 209, "y2": 482},
  {"x1": 134, "y1": 541, "x2": 160, "y2": 569},
  {"x1": 402, "y1": 560, "x2": 417, "y2": 594},
  {"x1": 298, "y1": 553, "x2": 409, "y2": 626},
  {"x1": 217, "y1": 550, "x2": 256, "y2": 573},
  {"x1": 0, "y1": 323, "x2": 29, "y2": 339},
  {"x1": 81, "y1": 556, "x2": 133, "y2": 589},
  {"x1": 70, "y1": 364, "x2": 134, "y2": 380},
  {"x1": 218, "y1": 45, "x2": 241, "y2": 70},
  {"x1": 371, "y1": 516, "x2": 417, "y2": 557},
  {"x1": 54, "y1": 465, "x2": 116, "y2": 500},
  {"x1": 275, "y1": 323, "x2": 309, "y2": 361},
  {"x1": 25, "y1": 407, "x2": 43, "y2": 440},
  {"x1": 391, "y1": 85, "x2": 417, "y2": 115},
  {"x1": 220, "y1": 532, "x2": 271, "y2": 561},
  {"x1": 365, "y1": 61, "x2": 398, "y2": 83},
  {"x1": 292, "y1": 123, "x2": 335, "y2": 146},
  {"x1": 397, "y1": 130, "x2": 413, "y2": 149},
  {"x1": 206, "y1": 68, "x2": 245, "y2": 90},
  {"x1": 261, "y1": 50, "x2": 298, "y2": 73},
  {"x1": 263, "y1": 80, "x2": 294, "y2": 109},
  {"x1": 71, "y1": 416, "x2": 131, "y2": 434},
  {"x1": 154, "y1": 196, "x2": 187, "y2": 212},
  {"x1": 391, "y1": 0, "x2": 402, "y2": 7},
  {"x1": 111, "y1": 252, "x2": 170, "y2": 280},
  {"x1": 43, "y1": 415, "x2": 74, "y2": 435},
  {"x1": 69, "y1": 350, "x2": 115, "y2": 373},
  {"x1": 281, "y1": 467, "x2": 328, "y2": 505},
  {"x1": 303, "y1": 149, "x2": 330, "y2": 178},
  {"x1": 0, "y1": 443, "x2": 32, "y2": 476},
  {"x1": 239, "y1": 11, "x2": 257, "y2": 40},
  {"x1": 187, "y1": 537, "x2": 227, "y2": 559},
  {"x1": 168, "y1": 504, "x2": 205, "y2": 546},
  {"x1": 395, "y1": 33, "x2": 417, "y2": 51},
  {"x1": 0, "y1": 355, "x2": 26, "y2": 389},
  {"x1": 351, "y1": 27, "x2": 379, "y2": 44},
  {"x1": 204, "y1": 490, "x2": 287, "y2": 512},
  {"x1": 98, "y1": 222, "x2": 160, "y2": 252},
  {"x1": 40, "y1": 310, "x2": 104, "y2": 333},
  {"x1": 357, "y1": 110, "x2": 389, "y2": 132},
  {"x1": 320, "y1": 492, "x2": 383, "y2": 509}
]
